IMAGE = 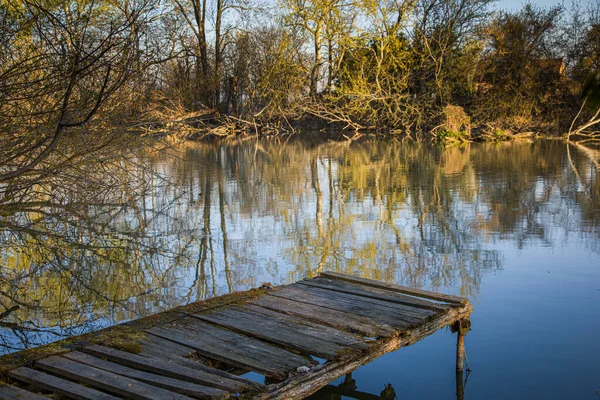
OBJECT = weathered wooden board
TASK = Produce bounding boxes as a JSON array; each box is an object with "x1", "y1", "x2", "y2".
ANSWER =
[
  {"x1": 0, "y1": 384, "x2": 48, "y2": 400},
  {"x1": 139, "y1": 335, "x2": 196, "y2": 359},
  {"x1": 136, "y1": 337, "x2": 256, "y2": 387},
  {"x1": 320, "y1": 272, "x2": 466, "y2": 304},
  {"x1": 8, "y1": 367, "x2": 119, "y2": 400},
  {"x1": 63, "y1": 351, "x2": 229, "y2": 400},
  {"x1": 148, "y1": 319, "x2": 310, "y2": 379},
  {"x1": 82, "y1": 344, "x2": 256, "y2": 394},
  {"x1": 291, "y1": 283, "x2": 435, "y2": 321},
  {"x1": 192, "y1": 307, "x2": 367, "y2": 360},
  {"x1": 266, "y1": 285, "x2": 407, "y2": 327},
  {"x1": 300, "y1": 277, "x2": 450, "y2": 311},
  {"x1": 279, "y1": 284, "x2": 432, "y2": 326},
  {"x1": 248, "y1": 294, "x2": 397, "y2": 337},
  {"x1": 267, "y1": 286, "x2": 413, "y2": 330},
  {"x1": 240, "y1": 305, "x2": 370, "y2": 348},
  {"x1": 35, "y1": 356, "x2": 193, "y2": 400}
]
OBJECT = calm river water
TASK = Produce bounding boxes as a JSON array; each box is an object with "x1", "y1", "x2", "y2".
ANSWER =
[{"x1": 1, "y1": 138, "x2": 599, "y2": 398}]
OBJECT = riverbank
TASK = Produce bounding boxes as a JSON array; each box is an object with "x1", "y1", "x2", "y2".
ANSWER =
[
  {"x1": 129, "y1": 106, "x2": 551, "y2": 144},
  {"x1": 129, "y1": 102, "x2": 600, "y2": 145}
]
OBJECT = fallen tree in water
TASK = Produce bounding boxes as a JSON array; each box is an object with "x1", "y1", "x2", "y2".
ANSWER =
[{"x1": 567, "y1": 98, "x2": 600, "y2": 145}]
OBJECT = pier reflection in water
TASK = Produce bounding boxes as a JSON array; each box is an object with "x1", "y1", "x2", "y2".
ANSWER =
[
  {"x1": 306, "y1": 373, "x2": 397, "y2": 400},
  {"x1": 308, "y1": 369, "x2": 467, "y2": 400},
  {"x1": 1, "y1": 137, "x2": 599, "y2": 398}
]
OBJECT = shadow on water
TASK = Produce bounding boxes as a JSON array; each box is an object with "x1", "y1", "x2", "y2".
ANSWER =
[
  {"x1": 305, "y1": 373, "x2": 398, "y2": 400},
  {"x1": 0, "y1": 137, "x2": 598, "y2": 356},
  {"x1": 306, "y1": 370, "x2": 468, "y2": 400}
]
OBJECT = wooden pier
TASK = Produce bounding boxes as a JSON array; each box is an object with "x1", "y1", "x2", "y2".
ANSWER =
[{"x1": 0, "y1": 272, "x2": 472, "y2": 399}]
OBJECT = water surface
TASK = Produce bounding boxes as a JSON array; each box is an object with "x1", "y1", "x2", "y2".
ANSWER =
[{"x1": 0, "y1": 138, "x2": 598, "y2": 398}]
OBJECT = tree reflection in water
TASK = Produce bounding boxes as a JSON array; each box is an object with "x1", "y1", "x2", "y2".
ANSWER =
[
  {"x1": 1, "y1": 138, "x2": 599, "y2": 354},
  {"x1": 0, "y1": 148, "x2": 188, "y2": 352}
]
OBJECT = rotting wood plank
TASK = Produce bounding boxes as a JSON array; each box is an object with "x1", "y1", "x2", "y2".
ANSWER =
[
  {"x1": 296, "y1": 281, "x2": 440, "y2": 321},
  {"x1": 172, "y1": 318, "x2": 315, "y2": 370},
  {"x1": 258, "y1": 301, "x2": 473, "y2": 400},
  {"x1": 35, "y1": 356, "x2": 193, "y2": 400},
  {"x1": 139, "y1": 335, "x2": 196, "y2": 358},
  {"x1": 320, "y1": 272, "x2": 466, "y2": 304},
  {"x1": 136, "y1": 337, "x2": 256, "y2": 387},
  {"x1": 267, "y1": 286, "x2": 411, "y2": 330},
  {"x1": 8, "y1": 367, "x2": 119, "y2": 400},
  {"x1": 240, "y1": 305, "x2": 372, "y2": 348},
  {"x1": 138, "y1": 337, "x2": 210, "y2": 371},
  {"x1": 289, "y1": 284, "x2": 435, "y2": 323},
  {"x1": 82, "y1": 345, "x2": 258, "y2": 394},
  {"x1": 0, "y1": 384, "x2": 48, "y2": 400},
  {"x1": 62, "y1": 352, "x2": 229, "y2": 400},
  {"x1": 191, "y1": 307, "x2": 366, "y2": 360},
  {"x1": 300, "y1": 277, "x2": 450, "y2": 311},
  {"x1": 147, "y1": 320, "x2": 309, "y2": 379},
  {"x1": 248, "y1": 294, "x2": 397, "y2": 337},
  {"x1": 181, "y1": 314, "x2": 315, "y2": 371}
]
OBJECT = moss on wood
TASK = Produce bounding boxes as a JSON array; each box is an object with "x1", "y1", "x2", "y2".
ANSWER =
[{"x1": 0, "y1": 287, "x2": 271, "y2": 374}]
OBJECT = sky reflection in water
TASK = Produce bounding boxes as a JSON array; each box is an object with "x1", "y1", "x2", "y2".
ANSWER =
[{"x1": 0, "y1": 138, "x2": 599, "y2": 398}]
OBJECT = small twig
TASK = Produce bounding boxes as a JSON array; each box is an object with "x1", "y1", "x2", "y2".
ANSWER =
[
  {"x1": 464, "y1": 347, "x2": 471, "y2": 372},
  {"x1": 464, "y1": 370, "x2": 471, "y2": 388}
]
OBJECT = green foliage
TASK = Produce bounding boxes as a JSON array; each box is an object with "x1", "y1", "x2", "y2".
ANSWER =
[
  {"x1": 492, "y1": 129, "x2": 510, "y2": 140},
  {"x1": 437, "y1": 129, "x2": 470, "y2": 142}
]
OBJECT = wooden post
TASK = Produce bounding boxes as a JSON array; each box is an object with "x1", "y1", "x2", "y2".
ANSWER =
[
  {"x1": 456, "y1": 371, "x2": 465, "y2": 400},
  {"x1": 451, "y1": 319, "x2": 471, "y2": 373},
  {"x1": 456, "y1": 331, "x2": 465, "y2": 372}
]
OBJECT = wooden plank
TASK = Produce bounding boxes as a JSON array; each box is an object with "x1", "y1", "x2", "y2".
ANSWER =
[
  {"x1": 8, "y1": 367, "x2": 119, "y2": 400},
  {"x1": 294, "y1": 283, "x2": 436, "y2": 319},
  {"x1": 248, "y1": 294, "x2": 397, "y2": 337},
  {"x1": 82, "y1": 344, "x2": 259, "y2": 393},
  {"x1": 0, "y1": 385, "x2": 47, "y2": 400},
  {"x1": 300, "y1": 277, "x2": 450, "y2": 311},
  {"x1": 240, "y1": 305, "x2": 372, "y2": 347},
  {"x1": 176, "y1": 318, "x2": 316, "y2": 369},
  {"x1": 62, "y1": 352, "x2": 229, "y2": 400},
  {"x1": 288, "y1": 284, "x2": 435, "y2": 324},
  {"x1": 320, "y1": 272, "x2": 466, "y2": 304},
  {"x1": 191, "y1": 307, "x2": 367, "y2": 360},
  {"x1": 139, "y1": 335, "x2": 196, "y2": 358},
  {"x1": 147, "y1": 320, "x2": 310, "y2": 379},
  {"x1": 35, "y1": 356, "x2": 193, "y2": 400},
  {"x1": 268, "y1": 286, "x2": 411, "y2": 329},
  {"x1": 139, "y1": 338, "x2": 211, "y2": 371},
  {"x1": 138, "y1": 336, "x2": 256, "y2": 386}
]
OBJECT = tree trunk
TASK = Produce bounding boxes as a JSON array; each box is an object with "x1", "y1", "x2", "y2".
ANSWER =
[
  {"x1": 192, "y1": 0, "x2": 209, "y2": 104},
  {"x1": 215, "y1": 0, "x2": 223, "y2": 108},
  {"x1": 310, "y1": 23, "x2": 322, "y2": 97}
]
